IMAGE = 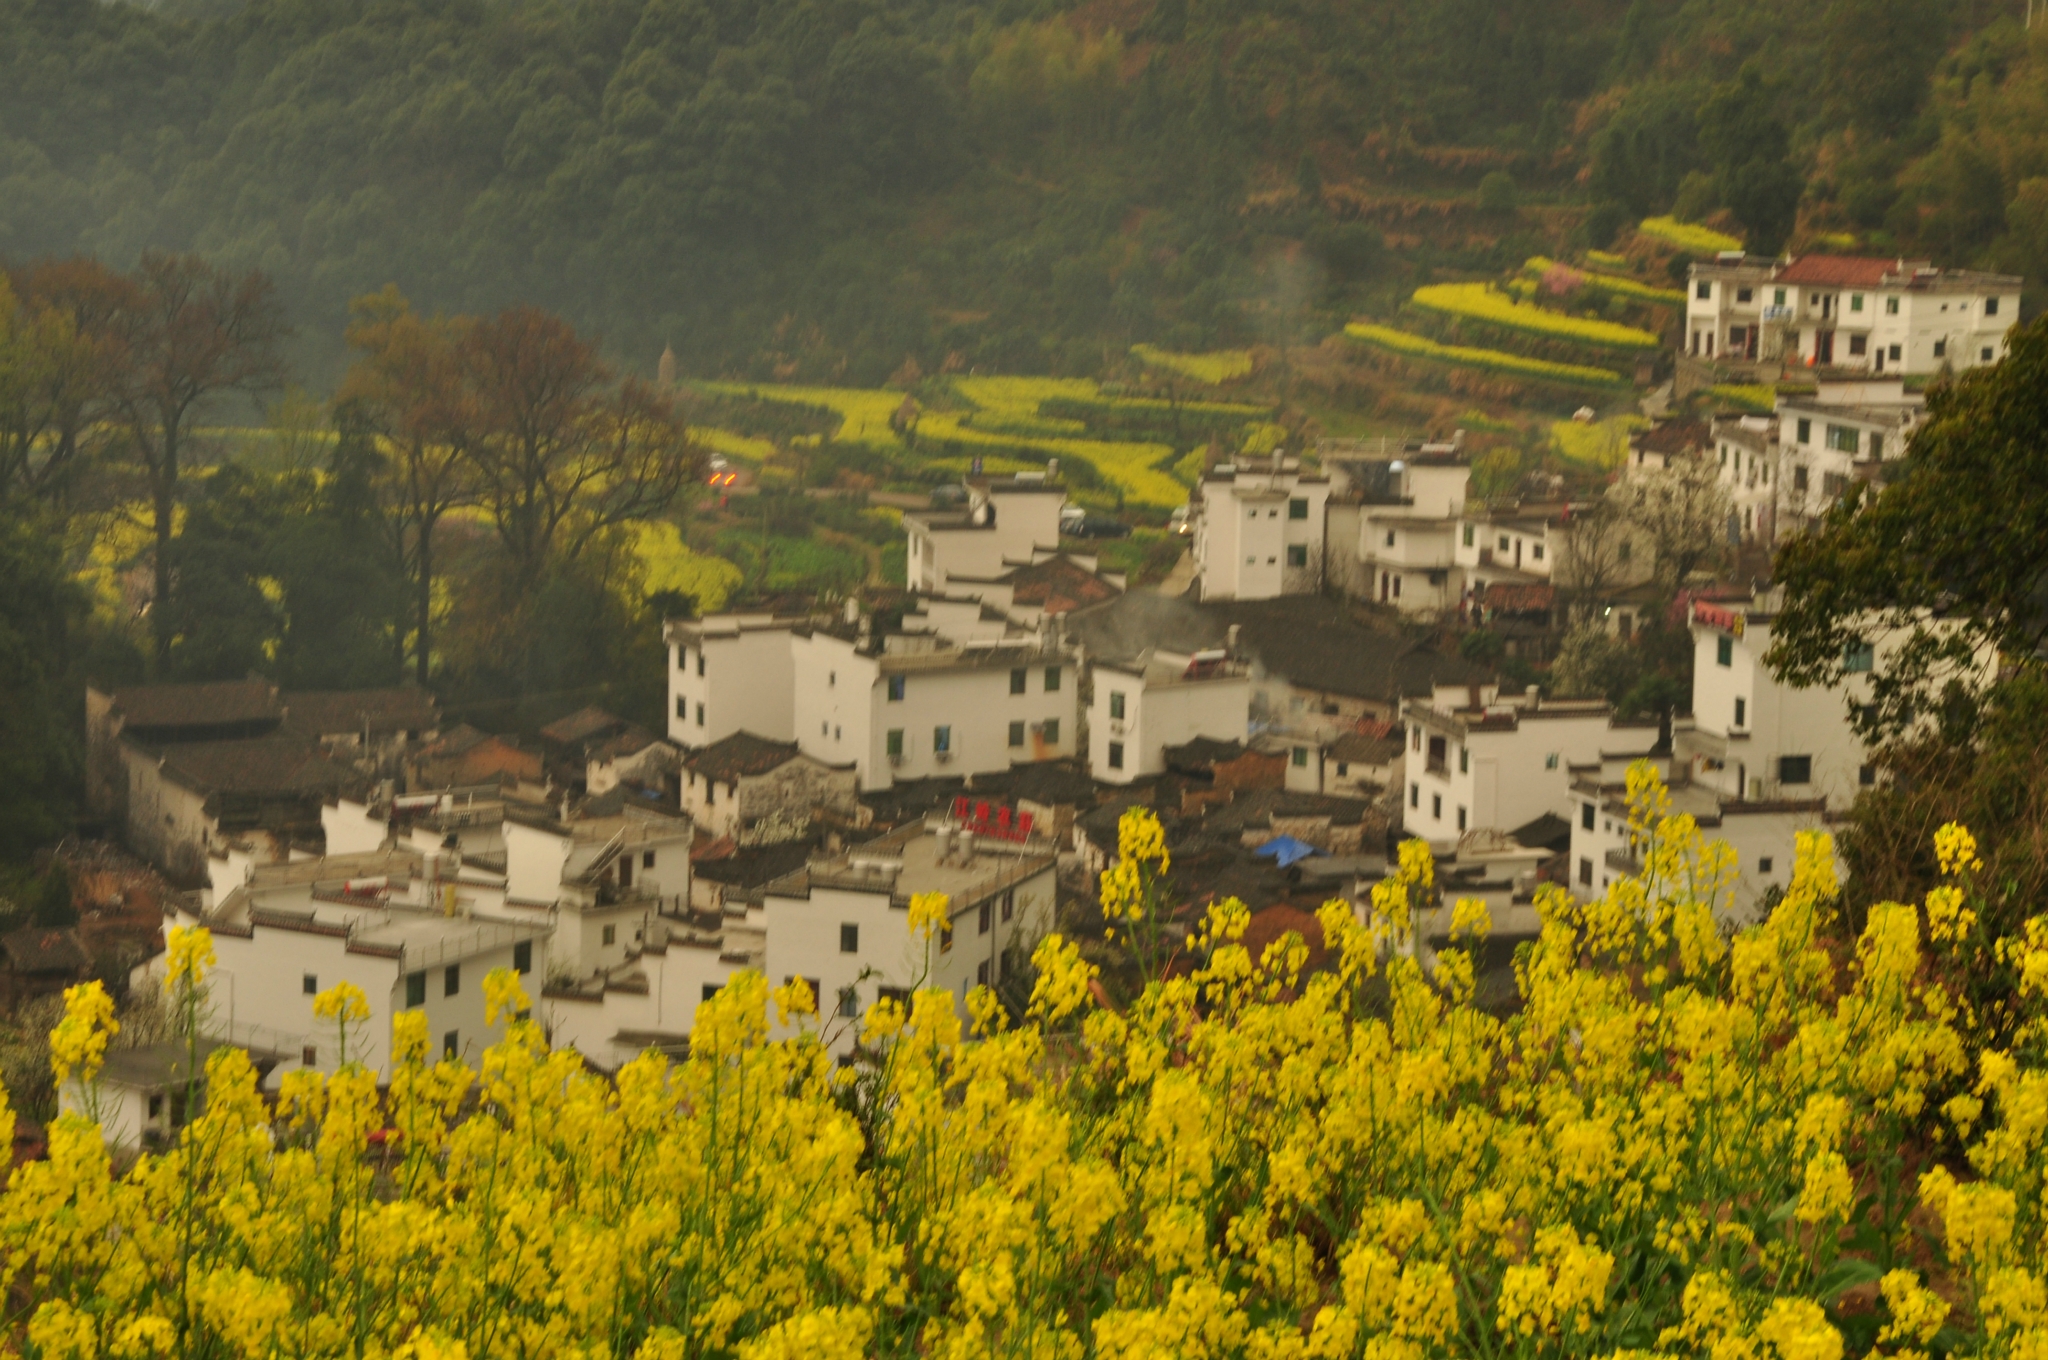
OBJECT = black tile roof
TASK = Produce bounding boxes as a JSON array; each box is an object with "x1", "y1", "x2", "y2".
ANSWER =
[{"x1": 684, "y1": 731, "x2": 808, "y2": 784}]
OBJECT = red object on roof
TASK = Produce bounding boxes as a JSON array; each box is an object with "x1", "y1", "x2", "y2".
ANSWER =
[{"x1": 1773, "y1": 256, "x2": 1900, "y2": 288}]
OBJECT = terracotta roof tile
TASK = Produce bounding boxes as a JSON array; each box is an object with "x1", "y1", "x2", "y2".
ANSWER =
[{"x1": 1774, "y1": 255, "x2": 1901, "y2": 288}]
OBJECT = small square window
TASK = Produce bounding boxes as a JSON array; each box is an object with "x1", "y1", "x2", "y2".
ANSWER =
[
  {"x1": 1545, "y1": 752, "x2": 1558, "y2": 770},
  {"x1": 1779, "y1": 755, "x2": 1813, "y2": 785},
  {"x1": 887, "y1": 728, "x2": 904, "y2": 757},
  {"x1": 887, "y1": 675, "x2": 906, "y2": 701},
  {"x1": 1108, "y1": 692, "x2": 1126, "y2": 720},
  {"x1": 1581, "y1": 802, "x2": 1595, "y2": 831},
  {"x1": 840, "y1": 923, "x2": 859, "y2": 953},
  {"x1": 1759, "y1": 857, "x2": 1775, "y2": 874},
  {"x1": 1796, "y1": 418, "x2": 1811, "y2": 445},
  {"x1": 1010, "y1": 668, "x2": 1027, "y2": 694},
  {"x1": 445, "y1": 965, "x2": 460, "y2": 997},
  {"x1": 976, "y1": 960, "x2": 990, "y2": 986},
  {"x1": 1848, "y1": 334, "x2": 1867, "y2": 356},
  {"x1": 1497, "y1": 535, "x2": 1509, "y2": 551},
  {"x1": 1531, "y1": 543, "x2": 1544, "y2": 561},
  {"x1": 1696, "y1": 281, "x2": 1711, "y2": 300},
  {"x1": 1291, "y1": 747, "x2": 1308, "y2": 768},
  {"x1": 514, "y1": 940, "x2": 532, "y2": 974},
  {"x1": 1108, "y1": 741, "x2": 1125, "y2": 770},
  {"x1": 1579, "y1": 857, "x2": 1593, "y2": 886},
  {"x1": 1983, "y1": 347, "x2": 1995, "y2": 362},
  {"x1": 443, "y1": 1030, "x2": 459, "y2": 1059},
  {"x1": 1288, "y1": 497, "x2": 1308, "y2": 520},
  {"x1": 602, "y1": 924, "x2": 617, "y2": 946},
  {"x1": 1774, "y1": 288, "x2": 1787, "y2": 306},
  {"x1": 1287, "y1": 544, "x2": 1307, "y2": 567},
  {"x1": 702, "y1": 983, "x2": 720, "y2": 1002},
  {"x1": 1934, "y1": 339, "x2": 1947, "y2": 358},
  {"x1": 302, "y1": 1045, "x2": 318, "y2": 1067},
  {"x1": 1886, "y1": 296, "x2": 1899, "y2": 315},
  {"x1": 1716, "y1": 636, "x2": 1733, "y2": 667},
  {"x1": 1461, "y1": 524, "x2": 1474, "y2": 547},
  {"x1": 1044, "y1": 666, "x2": 1061, "y2": 691},
  {"x1": 1737, "y1": 287, "x2": 1753, "y2": 303},
  {"x1": 303, "y1": 973, "x2": 318, "y2": 996},
  {"x1": 933, "y1": 725, "x2": 951, "y2": 753},
  {"x1": 1042, "y1": 718, "x2": 1059, "y2": 744},
  {"x1": 1888, "y1": 343, "x2": 1901, "y2": 361},
  {"x1": 1850, "y1": 293, "x2": 1864, "y2": 312},
  {"x1": 838, "y1": 986, "x2": 860, "y2": 1018},
  {"x1": 1844, "y1": 641, "x2": 1873, "y2": 673},
  {"x1": 1385, "y1": 531, "x2": 1396, "y2": 547},
  {"x1": 405, "y1": 971, "x2": 426, "y2": 1007},
  {"x1": 1009, "y1": 720, "x2": 1026, "y2": 747},
  {"x1": 675, "y1": 695, "x2": 686, "y2": 719}
]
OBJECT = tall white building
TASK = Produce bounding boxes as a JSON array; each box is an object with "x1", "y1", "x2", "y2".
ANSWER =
[
  {"x1": 903, "y1": 474, "x2": 1069, "y2": 594},
  {"x1": 1191, "y1": 452, "x2": 1330, "y2": 601},
  {"x1": 1775, "y1": 381, "x2": 1924, "y2": 534},
  {"x1": 666, "y1": 614, "x2": 804, "y2": 746},
  {"x1": 1087, "y1": 649, "x2": 1252, "y2": 785},
  {"x1": 1322, "y1": 441, "x2": 1469, "y2": 614},
  {"x1": 1686, "y1": 252, "x2": 2019, "y2": 374},
  {"x1": 1399, "y1": 687, "x2": 1616, "y2": 850}
]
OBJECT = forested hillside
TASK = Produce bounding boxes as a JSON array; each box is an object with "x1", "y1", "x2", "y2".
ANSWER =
[{"x1": 7, "y1": 0, "x2": 2043, "y2": 385}]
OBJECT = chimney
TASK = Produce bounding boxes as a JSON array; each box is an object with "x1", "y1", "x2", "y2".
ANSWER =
[{"x1": 843, "y1": 597, "x2": 860, "y2": 626}]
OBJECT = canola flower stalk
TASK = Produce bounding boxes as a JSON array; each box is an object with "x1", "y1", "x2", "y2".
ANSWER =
[{"x1": 6, "y1": 770, "x2": 2048, "y2": 1358}]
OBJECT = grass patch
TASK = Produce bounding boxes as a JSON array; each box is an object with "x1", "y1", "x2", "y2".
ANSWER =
[
  {"x1": 1548, "y1": 414, "x2": 1646, "y2": 469},
  {"x1": 627, "y1": 520, "x2": 746, "y2": 613},
  {"x1": 1707, "y1": 384, "x2": 1778, "y2": 413},
  {"x1": 1129, "y1": 343, "x2": 1254, "y2": 385},
  {"x1": 1409, "y1": 285, "x2": 1662, "y2": 352},
  {"x1": 1345, "y1": 323, "x2": 1627, "y2": 389},
  {"x1": 1636, "y1": 216, "x2": 1742, "y2": 254}
]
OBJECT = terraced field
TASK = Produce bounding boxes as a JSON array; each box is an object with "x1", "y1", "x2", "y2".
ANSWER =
[{"x1": 1346, "y1": 323, "x2": 1627, "y2": 390}]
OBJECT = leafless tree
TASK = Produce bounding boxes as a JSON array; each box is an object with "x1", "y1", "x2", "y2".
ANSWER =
[
  {"x1": 1612, "y1": 454, "x2": 1733, "y2": 594},
  {"x1": 1554, "y1": 497, "x2": 1634, "y2": 621}
]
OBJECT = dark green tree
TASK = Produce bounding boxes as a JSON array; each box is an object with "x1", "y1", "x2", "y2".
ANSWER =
[
  {"x1": 1698, "y1": 70, "x2": 1802, "y2": 253},
  {"x1": 0, "y1": 506, "x2": 84, "y2": 860}
]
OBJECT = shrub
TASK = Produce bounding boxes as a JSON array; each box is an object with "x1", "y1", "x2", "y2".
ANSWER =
[
  {"x1": 1409, "y1": 283, "x2": 1663, "y2": 351},
  {"x1": 1345, "y1": 323, "x2": 1628, "y2": 389},
  {"x1": 1525, "y1": 256, "x2": 1687, "y2": 306},
  {"x1": 1129, "y1": 344, "x2": 1254, "y2": 385},
  {"x1": 1637, "y1": 215, "x2": 1743, "y2": 253},
  {"x1": 10, "y1": 787, "x2": 2048, "y2": 1360}
]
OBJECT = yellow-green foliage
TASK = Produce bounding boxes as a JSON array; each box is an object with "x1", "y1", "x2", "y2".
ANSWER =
[
  {"x1": 1708, "y1": 383, "x2": 1778, "y2": 413},
  {"x1": 1636, "y1": 215, "x2": 1743, "y2": 253},
  {"x1": 1549, "y1": 413, "x2": 1646, "y2": 468},
  {"x1": 1129, "y1": 343, "x2": 1254, "y2": 385},
  {"x1": 13, "y1": 788, "x2": 2048, "y2": 1360},
  {"x1": 1455, "y1": 409, "x2": 1520, "y2": 434},
  {"x1": 1346, "y1": 323, "x2": 1627, "y2": 388},
  {"x1": 706, "y1": 378, "x2": 1191, "y2": 507},
  {"x1": 1410, "y1": 284, "x2": 1663, "y2": 351},
  {"x1": 1813, "y1": 231, "x2": 1860, "y2": 251},
  {"x1": 1585, "y1": 249, "x2": 1631, "y2": 269},
  {"x1": 692, "y1": 427, "x2": 778, "y2": 463},
  {"x1": 1524, "y1": 257, "x2": 1686, "y2": 306},
  {"x1": 1240, "y1": 421, "x2": 1287, "y2": 455},
  {"x1": 627, "y1": 520, "x2": 745, "y2": 612}
]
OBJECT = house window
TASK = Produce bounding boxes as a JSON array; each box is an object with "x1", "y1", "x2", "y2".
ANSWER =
[
  {"x1": 1844, "y1": 641, "x2": 1874, "y2": 673},
  {"x1": 1291, "y1": 747, "x2": 1308, "y2": 768},
  {"x1": 1410, "y1": 783, "x2": 1420, "y2": 808},
  {"x1": 1287, "y1": 544, "x2": 1307, "y2": 567},
  {"x1": 1337, "y1": 763, "x2": 1349, "y2": 777},
  {"x1": 1734, "y1": 697, "x2": 1747, "y2": 728},
  {"x1": 1458, "y1": 746, "x2": 1469, "y2": 774},
  {"x1": 1737, "y1": 287, "x2": 1753, "y2": 303},
  {"x1": 1545, "y1": 752, "x2": 1559, "y2": 770},
  {"x1": 1581, "y1": 802, "x2": 1594, "y2": 831},
  {"x1": 1774, "y1": 288, "x2": 1787, "y2": 306},
  {"x1": 443, "y1": 1030, "x2": 459, "y2": 1059},
  {"x1": 1001, "y1": 890, "x2": 1014, "y2": 922},
  {"x1": 1431, "y1": 793, "x2": 1442, "y2": 819},
  {"x1": 1848, "y1": 335, "x2": 1867, "y2": 356},
  {"x1": 445, "y1": 965, "x2": 460, "y2": 997},
  {"x1": 1462, "y1": 524, "x2": 1474, "y2": 547},
  {"x1": 888, "y1": 675, "x2": 906, "y2": 701},
  {"x1": 1385, "y1": 530, "x2": 1397, "y2": 548},
  {"x1": 1850, "y1": 293, "x2": 1864, "y2": 312},
  {"x1": 933, "y1": 725, "x2": 951, "y2": 754},
  {"x1": 514, "y1": 940, "x2": 531, "y2": 974},
  {"x1": 939, "y1": 919, "x2": 953, "y2": 953},
  {"x1": 840, "y1": 923, "x2": 859, "y2": 954},
  {"x1": 406, "y1": 971, "x2": 426, "y2": 1007},
  {"x1": 1009, "y1": 721, "x2": 1026, "y2": 747},
  {"x1": 303, "y1": 973, "x2": 318, "y2": 995},
  {"x1": 675, "y1": 696, "x2": 686, "y2": 719},
  {"x1": 1825, "y1": 424, "x2": 1859, "y2": 454},
  {"x1": 1456, "y1": 806, "x2": 1467, "y2": 831},
  {"x1": 1759, "y1": 857, "x2": 1775, "y2": 874},
  {"x1": 978, "y1": 902, "x2": 992, "y2": 934},
  {"x1": 302, "y1": 1045, "x2": 318, "y2": 1067},
  {"x1": 603, "y1": 924, "x2": 617, "y2": 946},
  {"x1": 1247, "y1": 508, "x2": 1257, "y2": 519},
  {"x1": 1716, "y1": 636, "x2": 1733, "y2": 667},
  {"x1": 1108, "y1": 742, "x2": 1125, "y2": 769},
  {"x1": 1108, "y1": 692, "x2": 1125, "y2": 720},
  {"x1": 828, "y1": 671, "x2": 836, "y2": 687},
  {"x1": 838, "y1": 987, "x2": 860, "y2": 1018},
  {"x1": 1934, "y1": 340, "x2": 1946, "y2": 359},
  {"x1": 1497, "y1": 535, "x2": 1509, "y2": 551},
  {"x1": 1288, "y1": 497, "x2": 1308, "y2": 520},
  {"x1": 696, "y1": 703, "x2": 705, "y2": 727},
  {"x1": 642, "y1": 851, "x2": 656, "y2": 869},
  {"x1": 1779, "y1": 755, "x2": 1813, "y2": 784},
  {"x1": 1888, "y1": 344, "x2": 1901, "y2": 361},
  {"x1": 1696, "y1": 281, "x2": 1711, "y2": 300},
  {"x1": 1859, "y1": 764, "x2": 1876, "y2": 786},
  {"x1": 1042, "y1": 718, "x2": 1059, "y2": 744},
  {"x1": 1983, "y1": 347, "x2": 1995, "y2": 362},
  {"x1": 696, "y1": 652, "x2": 706, "y2": 677},
  {"x1": 1886, "y1": 296, "x2": 1899, "y2": 315},
  {"x1": 1393, "y1": 576, "x2": 1402, "y2": 599},
  {"x1": 702, "y1": 983, "x2": 720, "y2": 1002},
  {"x1": 1412, "y1": 725, "x2": 1422, "y2": 751},
  {"x1": 887, "y1": 729, "x2": 904, "y2": 757},
  {"x1": 1619, "y1": 540, "x2": 1632, "y2": 562},
  {"x1": 1796, "y1": 418, "x2": 1811, "y2": 444},
  {"x1": 1044, "y1": 666, "x2": 1061, "y2": 691},
  {"x1": 977, "y1": 960, "x2": 991, "y2": 986},
  {"x1": 1010, "y1": 668, "x2": 1027, "y2": 694},
  {"x1": 1869, "y1": 434, "x2": 1883, "y2": 459},
  {"x1": 1531, "y1": 544, "x2": 1544, "y2": 561},
  {"x1": 1823, "y1": 472, "x2": 1848, "y2": 497},
  {"x1": 1579, "y1": 857, "x2": 1593, "y2": 887}
]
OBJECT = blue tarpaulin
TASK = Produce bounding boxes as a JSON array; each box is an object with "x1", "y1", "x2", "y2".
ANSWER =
[{"x1": 1253, "y1": 835, "x2": 1322, "y2": 869}]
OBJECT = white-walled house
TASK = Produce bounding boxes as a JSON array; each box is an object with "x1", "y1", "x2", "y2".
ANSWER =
[
  {"x1": 760, "y1": 813, "x2": 1059, "y2": 1055},
  {"x1": 903, "y1": 475, "x2": 1068, "y2": 595},
  {"x1": 666, "y1": 614, "x2": 804, "y2": 747},
  {"x1": 1400, "y1": 688, "x2": 1618, "y2": 850},
  {"x1": 1321, "y1": 444, "x2": 1470, "y2": 614},
  {"x1": 1686, "y1": 253, "x2": 2019, "y2": 374},
  {"x1": 1713, "y1": 416, "x2": 1779, "y2": 546},
  {"x1": 680, "y1": 732, "x2": 858, "y2": 842},
  {"x1": 1087, "y1": 650, "x2": 1252, "y2": 784},
  {"x1": 791, "y1": 623, "x2": 1077, "y2": 791},
  {"x1": 1191, "y1": 452, "x2": 1331, "y2": 601},
  {"x1": 1776, "y1": 381, "x2": 1924, "y2": 534}
]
